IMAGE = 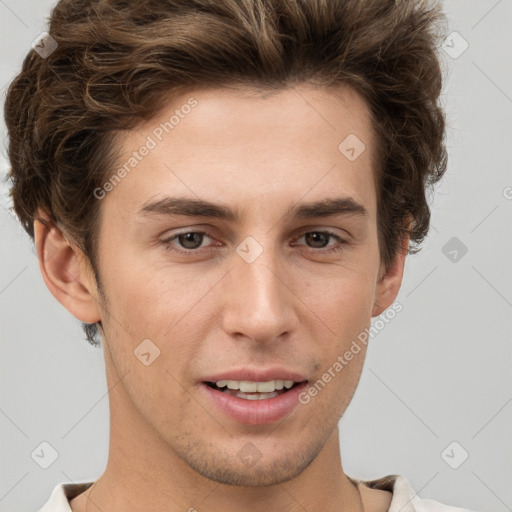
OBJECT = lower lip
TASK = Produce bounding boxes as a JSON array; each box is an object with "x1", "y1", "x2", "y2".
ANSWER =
[{"x1": 201, "y1": 382, "x2": 308, "y2": 425}]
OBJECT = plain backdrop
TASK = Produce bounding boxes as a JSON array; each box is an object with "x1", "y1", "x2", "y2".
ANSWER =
[{"x1": 1, "y1": 1, "x2": 511, "y2": 511}]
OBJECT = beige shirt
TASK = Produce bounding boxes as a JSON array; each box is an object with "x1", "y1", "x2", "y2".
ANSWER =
[{"x1": 38, "y1": 474, "x2": 476, "y2": 511}]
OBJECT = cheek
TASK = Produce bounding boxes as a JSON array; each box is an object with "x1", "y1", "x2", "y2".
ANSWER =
[
  {"x1": 305, "y1": 270, "x2": 375, "y2": 342},
  {"x1": 99, "y1": 300, "x2": 194, "y2": 421},
  {"x1": 99, "y1": 261, "x2": 215, "y2": 380},
  {"x1": 295, "y1": 272, "x2": 373, "y2": 410},
  {"x1": 99, "y1": 247, "x2": 182, "y2": 331}
]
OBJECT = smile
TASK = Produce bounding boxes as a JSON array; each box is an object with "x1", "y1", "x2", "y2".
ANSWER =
[
  {"x1": 202, "y1": 379, "x2": 308, "y2": 424},
  {"x1": 206, "y1": 379, "x2": 301, "y2": 400}
]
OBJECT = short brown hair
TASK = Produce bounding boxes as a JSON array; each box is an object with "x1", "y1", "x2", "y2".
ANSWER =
[{"x1": 4, "y1": 0, "x2": 447, "y2": 346}]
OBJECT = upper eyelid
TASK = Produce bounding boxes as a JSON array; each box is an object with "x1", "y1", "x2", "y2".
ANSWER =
[{"x1": 162, "y1": 223, "x2": 351, "y2": 237}]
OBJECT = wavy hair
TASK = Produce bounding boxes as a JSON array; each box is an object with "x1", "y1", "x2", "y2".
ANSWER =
[{"x1": 4, "y1": 0, "x2": 447, "y2": 346}]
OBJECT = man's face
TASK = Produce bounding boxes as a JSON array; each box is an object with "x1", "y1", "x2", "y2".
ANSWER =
[{"x1": 91, "y1": 84, "x2": 389, "y2": 486}]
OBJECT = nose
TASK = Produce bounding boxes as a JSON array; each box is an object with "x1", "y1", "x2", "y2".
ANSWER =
[{"x1": 220, "y1": 246, "x2": 299, "y2": 345}]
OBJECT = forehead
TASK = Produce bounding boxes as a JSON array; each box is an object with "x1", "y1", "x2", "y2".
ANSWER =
[{"x1": 106, "y1": 83, "x2": 378, "y2": 222}]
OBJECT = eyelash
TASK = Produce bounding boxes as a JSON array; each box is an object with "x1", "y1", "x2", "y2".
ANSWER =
[{"x1": 161, "y1": 229, "x2": 348, "y2": 255}]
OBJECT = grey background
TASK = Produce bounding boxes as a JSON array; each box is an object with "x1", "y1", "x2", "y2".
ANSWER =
[{"x1": 1, "y1": 0, "x2": 511, "y2": 511}]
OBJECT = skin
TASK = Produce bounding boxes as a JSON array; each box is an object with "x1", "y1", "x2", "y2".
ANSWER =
[{"x1": 35, "y1": 83, "x2": 408, "y2": 512}]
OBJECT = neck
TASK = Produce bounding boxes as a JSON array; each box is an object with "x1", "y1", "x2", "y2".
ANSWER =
[{"x1": 77, "y1": 428, "x2": 362, "y2": 512}]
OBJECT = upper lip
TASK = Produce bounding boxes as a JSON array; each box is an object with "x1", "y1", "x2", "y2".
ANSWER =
[{"x1": 202, "y1": 367, "x2": 309, "y2": 383}]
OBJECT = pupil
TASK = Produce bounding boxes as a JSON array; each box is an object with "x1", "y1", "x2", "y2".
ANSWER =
[
  {"x1": 305, "y1": 232, "x2": 328, "y2": 248},
  {"x1": 179, "y1": 232, "x2": 203, "y2": 249}
]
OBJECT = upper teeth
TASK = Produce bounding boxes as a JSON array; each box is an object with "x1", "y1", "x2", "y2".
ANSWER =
[{"x1": 215, "y1": 380, "x2": 296, "y2": 392}]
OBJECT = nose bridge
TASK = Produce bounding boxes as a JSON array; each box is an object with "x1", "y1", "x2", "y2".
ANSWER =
[{"x1": 222, "y1": 238, "x2": 295, "y2": 342}]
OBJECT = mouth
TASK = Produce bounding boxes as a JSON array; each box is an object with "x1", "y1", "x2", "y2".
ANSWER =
[
  {"x1": 200, "y1": 368, "x2": 310, "y2": 424},
  {"x1": 204, "y1": 379, "x2": 306, "y2": 400}
]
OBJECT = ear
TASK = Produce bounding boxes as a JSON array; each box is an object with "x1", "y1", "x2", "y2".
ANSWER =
[
  {"x1": 33, "y1": 209, "x2": 102, "y2": 324},
  {"x1": 371, "y1": 233, "x2": 409, "y2": 317}
]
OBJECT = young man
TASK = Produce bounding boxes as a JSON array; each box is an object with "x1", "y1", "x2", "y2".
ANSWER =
[{"x1": 4, "y1": 0, "x2": 476, "y2": 511}]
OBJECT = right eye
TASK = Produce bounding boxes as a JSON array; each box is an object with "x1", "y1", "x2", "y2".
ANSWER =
[{"x1": 161, "y1": 230, "x2": 217, "y2": 253}]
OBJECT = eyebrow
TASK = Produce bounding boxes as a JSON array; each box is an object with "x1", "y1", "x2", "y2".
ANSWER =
[{"x1": 138, "y1": 196, "x2": 368, "y2": 222}]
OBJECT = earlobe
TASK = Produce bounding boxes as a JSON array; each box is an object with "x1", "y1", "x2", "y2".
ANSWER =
[
  {"x1": 371, "y1": 235, "x2": 409, "y2": 317},
  {"x1": 33, "y1": 209, "x2": 101, "y2": 324}
]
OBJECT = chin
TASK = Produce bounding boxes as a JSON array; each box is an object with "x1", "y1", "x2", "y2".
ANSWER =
[{"x1": 175, "y1": 436, "x2": 324, "y2": 487}]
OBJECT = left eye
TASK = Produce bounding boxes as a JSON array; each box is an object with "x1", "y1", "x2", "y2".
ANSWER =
[{"x1": 292, "y1": 230, "x2": 347, "y2": 254}]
